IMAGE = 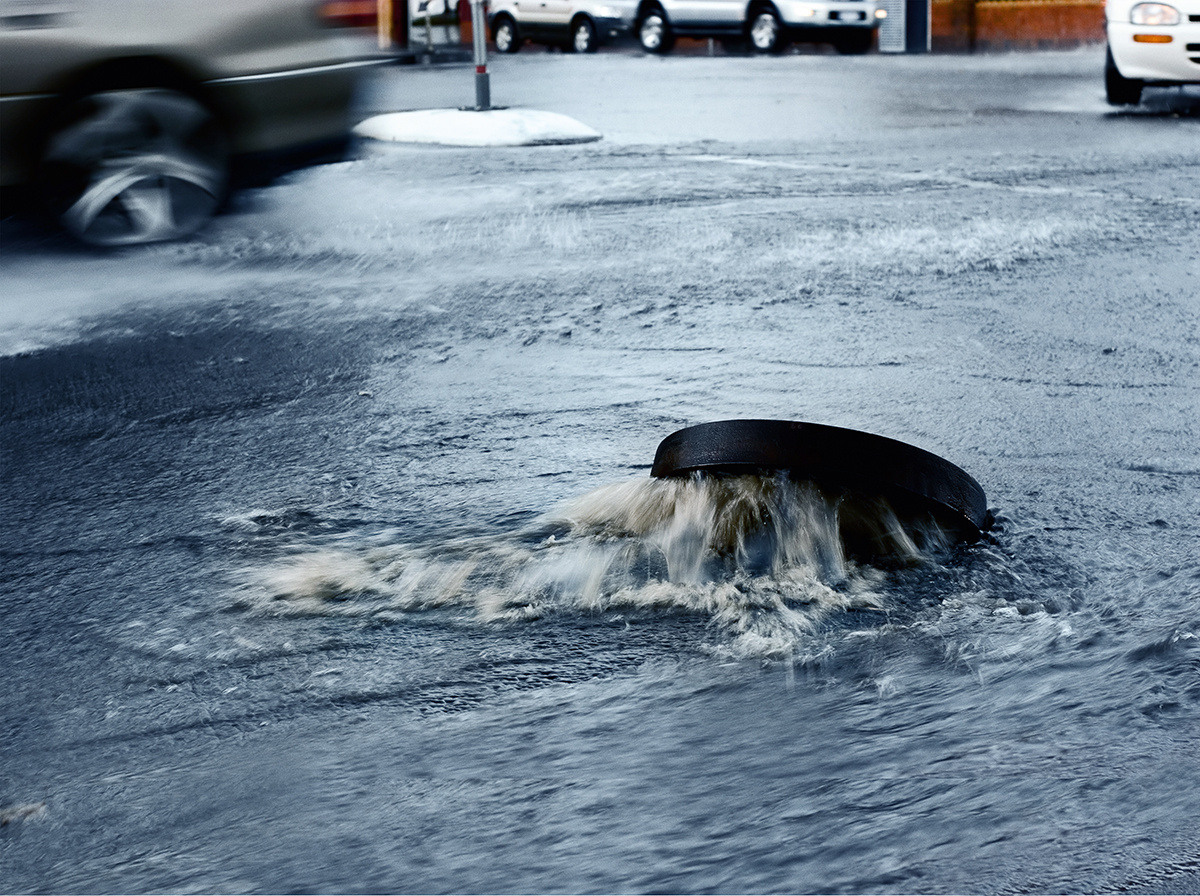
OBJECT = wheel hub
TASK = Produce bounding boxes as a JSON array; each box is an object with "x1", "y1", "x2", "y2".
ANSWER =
[
  {"x1": 751, "y1": 13, "x2": 777, "y2": 49},
  {"x1": 640, "y1": 16, "x2": 663, "y2": 49}
]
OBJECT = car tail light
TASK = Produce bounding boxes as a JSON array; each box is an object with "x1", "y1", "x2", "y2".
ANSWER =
[{"x1": 317, "y1": 0, "x2": 379, "y2": 27}]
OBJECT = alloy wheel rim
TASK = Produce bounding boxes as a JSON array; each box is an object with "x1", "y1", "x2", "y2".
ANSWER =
[
  {"x1": 42, "y1": 90, "x2": 226, "y2": 246},
  {"x1": 61, "y1": 153, "x2": 223, "y2": 246},
  {"x1": 640, "y1": 15, "x2": 663, "y2": 49}
]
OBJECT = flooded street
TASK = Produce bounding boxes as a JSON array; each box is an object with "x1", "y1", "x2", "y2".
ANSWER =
[{"x1": 2, "y1": 49, "x2": 1199, "y2": 893}]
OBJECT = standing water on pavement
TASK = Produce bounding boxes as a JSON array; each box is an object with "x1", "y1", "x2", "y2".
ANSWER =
[
  {"x1": 3, "y1": 50, "x2": 1200, "y2": 895},
  {"x1": 241, "y1": 475, "x2": 937, "y2": 658}
]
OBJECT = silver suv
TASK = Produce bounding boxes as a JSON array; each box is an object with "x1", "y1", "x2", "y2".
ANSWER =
[
  {"x1": 489, "y1": 0, "x2": 638, "y2": 53},
  {"x1": 635, "y1": 0, "x2": 885, "y2": 54}
]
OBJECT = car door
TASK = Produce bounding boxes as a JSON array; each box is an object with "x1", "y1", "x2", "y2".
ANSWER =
[
  {"x1": 537, "y1": 0, "x2": 572, "y2": 33},
  {"x1": 512, "y1": 0, "x2": 569, "y2": 36},
  {"x1": 666, "y1": 0, "x2": 743, "y2": 28}
]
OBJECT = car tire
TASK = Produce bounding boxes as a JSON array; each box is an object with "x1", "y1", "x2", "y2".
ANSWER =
[
  {"x1": 638, "y1": 6, "x2": 675, "y2": 54},
  {"x1": 747, "y1": 6, "x2": 785, "y2": 54},
  {"x1": 1104, "y1": 44, "x2": 1143, "y2": 106},
  {"x1": 38, "y1": 88, "x2": 229, "y2": 247},
  {"x1": 570, "y1": 16, "x2": 599, "y2": 52},
  {"x1": 492, "y1": 15, "x2": 521, "y2": 53},
  {"x1": 833, "y1": 28, "x2": 872, "y2": 54},
  {"x1": 650, "y1": 419, "x2": 991, "y2": 539}
]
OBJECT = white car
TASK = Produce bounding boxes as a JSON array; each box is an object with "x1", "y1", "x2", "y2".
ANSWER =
[
  {"x1": 489, "y1": 0, "x2": 637, "y2": 53},
  {"x1": 1105, "y1": 0, "x2": 1200, "y2": 104},
  {"x1": 635, "y1": 0, "x2": 886, "y2": 55}
]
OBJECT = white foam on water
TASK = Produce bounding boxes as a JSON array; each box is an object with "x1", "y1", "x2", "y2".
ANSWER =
[
  {"x1": 238, "y1": 475, "x2": 960, "y2": 658},
  {"x1": 0, "y1": 803, "x2": 48, "y2": 826}
]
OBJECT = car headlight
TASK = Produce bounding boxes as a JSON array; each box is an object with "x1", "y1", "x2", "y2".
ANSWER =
[
  {"x1": 595, "y1": 5, "x2": 621, "y2": 17},
  {"x1": 1129, "y1": 2, "x2": 1180, "y2": 25}
]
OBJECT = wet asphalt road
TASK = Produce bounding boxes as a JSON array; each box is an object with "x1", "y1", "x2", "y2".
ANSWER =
[{"x1": 2, "y1": 49, "x2": 1200, "y2": 894}]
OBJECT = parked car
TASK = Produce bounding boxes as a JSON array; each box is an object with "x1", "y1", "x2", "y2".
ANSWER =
[
  {"x1": 1104, "y1": 0, "x2": 1200, "y2": 104},
  {"x1": 633, "y1": 0, "x2": 886, "y2": 55},
  {"x1": 489, "y1": 0, "x2": 637, "y2": 52},
  {"x1": 0, "y1": 0, "x2": 381, "y2": 246}
]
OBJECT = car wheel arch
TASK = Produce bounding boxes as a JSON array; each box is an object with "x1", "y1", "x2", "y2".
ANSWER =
[
  {"x1": 744, "y1": 1, "x2": 780, "y2": 21},
  {"x1": 637, "y1": 1, "x2": 669, "y2": 26},
  {"x1": 570, "y1": 13, "x2": 597, "y2": 28}
]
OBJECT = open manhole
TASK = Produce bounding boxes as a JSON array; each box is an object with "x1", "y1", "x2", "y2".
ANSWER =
[{"x1": 650, "y1": 419, "x2": 990, "y2": 560}]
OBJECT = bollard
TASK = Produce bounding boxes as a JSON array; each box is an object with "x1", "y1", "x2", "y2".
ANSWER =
[
  {"x1": 376, "y1": 0, "x2": 393, "y2": 49},
  {"x1": 470, "y1": 0, "x2": 490, "y2": 111}
]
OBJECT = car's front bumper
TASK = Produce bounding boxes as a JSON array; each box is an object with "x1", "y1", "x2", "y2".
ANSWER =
[
  {"x1": 1107, "y1": 20, "x2": 1200, "y2": 82},
  {"x1": 775, "y1": 0, "x2": 883, "y2": 28}
]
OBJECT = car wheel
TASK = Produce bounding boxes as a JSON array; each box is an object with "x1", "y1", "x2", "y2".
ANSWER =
[
  {"x1": 38, "y1": 89, "x2": 228, "y2": 247},
  {"x1": 638, "y1": 6, "x2": 674, "y2": 54},
  {"x1": 492, "y1": 15, "x2": 520, "y2": 53},
  {"x1": 1104, "y1": 44, "x2": 1143, "y2": 106},
  {"x1": 748, "y1": 6, "x2": 785, "y2": 53},
  {"x1": 570, "y1": 16, "x2": 599, "y2": 52},
  {"x1": 833, "y1": 28, "x2": 872, "y2": 54},
  {"x1": 650, "y1": 419, "x2": 991, "y2": 540}
]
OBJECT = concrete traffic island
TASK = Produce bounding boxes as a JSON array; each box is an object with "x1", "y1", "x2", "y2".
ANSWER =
[
  {"x1": 353, "y1": 108, "x2": 601, "y2": 147},
  {"x1": 356, "y1": 0, "x2": 600, "y2": 148}
]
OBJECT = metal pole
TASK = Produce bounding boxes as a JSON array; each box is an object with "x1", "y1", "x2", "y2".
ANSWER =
[
  {"x1": 470, "y1": 0, "x2": 490, "y2": 110},
  {"x1": 421, "y1": 0, "x2": 433, "y2": 55}
]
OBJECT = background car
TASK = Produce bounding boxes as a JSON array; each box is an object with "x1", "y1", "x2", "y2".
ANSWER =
[
  {"x1": 633, "y1": 0, "x2": 886, "y2": 55},
  {"x1": 488, "y1": 0, "x2": 637, "y2": 53},
  {"x1": 1104, "y1": 0, "x2": 1200, "y2": 104},
  {"x1": 0, "y1": 0, "x2": 381, "y2": 246}
]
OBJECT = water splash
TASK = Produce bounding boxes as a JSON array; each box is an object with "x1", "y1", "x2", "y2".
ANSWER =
[{"x1": 238, "y1": 475, "x2": 963, "y2": 657}]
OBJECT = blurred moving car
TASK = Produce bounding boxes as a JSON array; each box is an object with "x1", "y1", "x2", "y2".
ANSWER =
[
  {"x1": 633, "y1": 0, "x2": 886, "y2": 55},
  {"x1": 0, "y1": 0, "x2": 381, "y2": 246},
  {"x1": 1104, "y1": 0, "x2": 1200, "y2": 104},
  {"x1": 488, "y1": 0, "x2": 636, "y2": 53}
]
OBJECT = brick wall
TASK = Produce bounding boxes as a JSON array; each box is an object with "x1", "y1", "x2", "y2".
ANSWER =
[{"x1": 933, "y1": 0, "x2": 1106, "y2": 51}]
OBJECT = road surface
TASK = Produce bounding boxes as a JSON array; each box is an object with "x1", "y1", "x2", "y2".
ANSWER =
[{"x1": 2, "y1": 48, "x2": 1199, "y2": 894}]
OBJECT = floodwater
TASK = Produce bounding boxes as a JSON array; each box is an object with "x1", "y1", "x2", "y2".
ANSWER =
[{"x1": 2, "y1": 50, "x2": 1200, "y2": 894}]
